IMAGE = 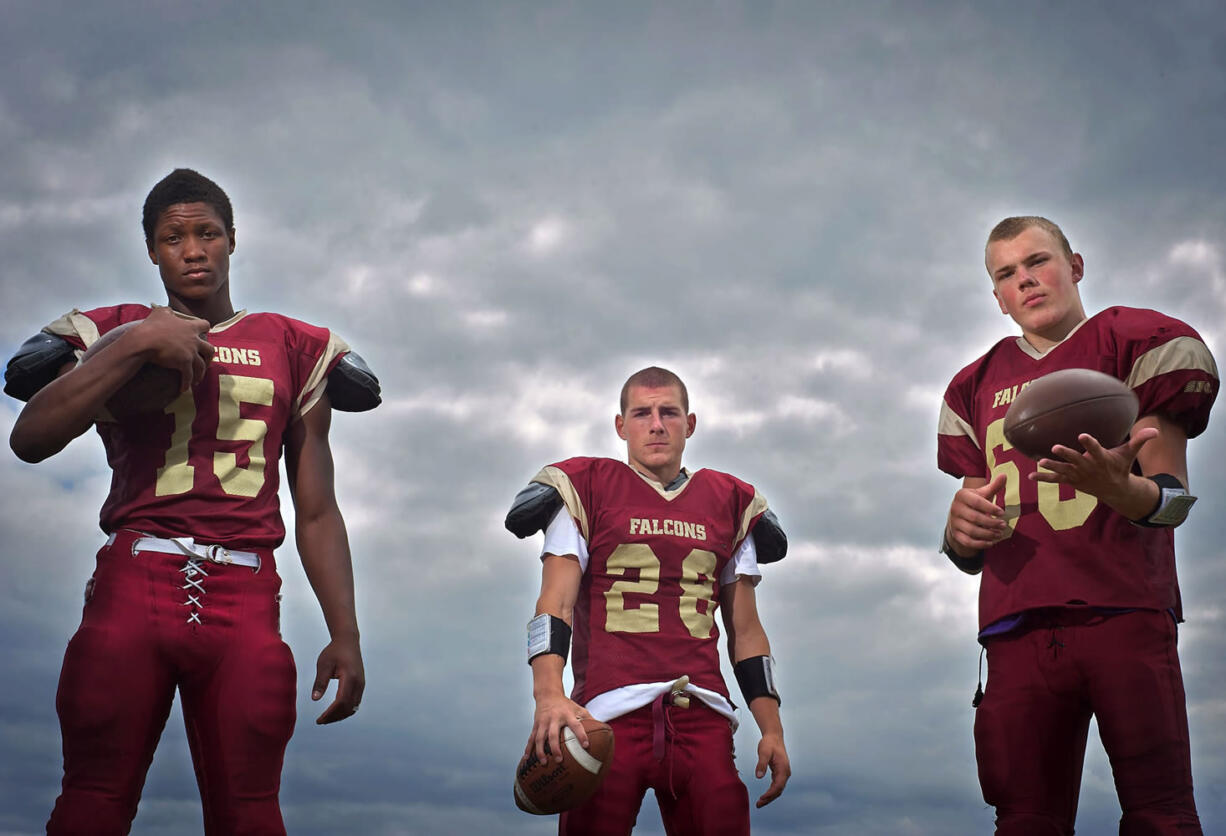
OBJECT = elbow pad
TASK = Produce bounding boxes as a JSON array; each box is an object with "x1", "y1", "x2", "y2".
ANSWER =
[
  {"x1": 505, "y1": 482, "x2": 563, "y2": 538},
  {"x1": 326, "y1": 351, "x2": 381, "y2": 412},
  {"x1": 4, "y1": 332, "x2": 77, "y2": 402},
  {"x1": 751, "y1": 509, "x2": 788, "y2": 564}
]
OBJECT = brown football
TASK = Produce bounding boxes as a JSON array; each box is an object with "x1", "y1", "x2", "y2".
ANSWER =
[
  {"x1": 80, "y1": 321, "x2": 183, "y2": 419},
  {"x1": 514, "y1": 718, "x2": 615, "y2": 815},
  {"x1": 1003, "y1": 368, "x2": 1138, "y2": 461}
]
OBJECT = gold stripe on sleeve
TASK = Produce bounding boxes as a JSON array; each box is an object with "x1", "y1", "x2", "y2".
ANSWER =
[
  {"x1": 733, "y1": 490, "x2": 770, "y2": 552},
  {"x1": 1126, "y1": 336, "x2": 1219, "y2": 389},
  {"x1": 43, "y1": 309, "x2": 101, "y2": 351},
  {"x1": 938, "y1": 400, "x2": 981, "y2": 449},
  {"x1": 296, "y1": 332, "x2": 351, "y2": 419},
  {"x1": 531, "y1": 466, "x2": 589, "y2": 542}
]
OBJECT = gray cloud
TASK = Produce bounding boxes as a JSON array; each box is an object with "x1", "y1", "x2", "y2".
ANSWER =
[{"x1": 3, "y1": 2, "x2": 1225, "y2": 834}]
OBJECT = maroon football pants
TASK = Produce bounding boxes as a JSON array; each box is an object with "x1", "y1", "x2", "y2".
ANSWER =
[
  {"x1": 46, "y1": 532, "x2": 295, "y2": 836},
  {"x1": 559, "y1": 698, "x2": 750, "y2": 836},
  {"x1": 975, "y1": 608, "x2": 1201, "y2": 835}
]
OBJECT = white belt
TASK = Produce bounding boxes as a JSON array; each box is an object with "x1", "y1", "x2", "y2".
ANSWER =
[{"x1": 130, "y1": 536, "x2": 261, "y2": 570}]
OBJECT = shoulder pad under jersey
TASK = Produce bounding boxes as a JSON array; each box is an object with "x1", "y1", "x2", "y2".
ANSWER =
[
  {"x1": 4, "y1": 332, "x2": 77, "y2": 402},
  {"x1": 505, "y1": 481, "x2": 564, "y2": 539},
  {"x1": 327, "y1": 351, "x2": 381, "y2": 412},
  {"x1": 751, "y1": 508, "x2": 788, "y2": 564}
]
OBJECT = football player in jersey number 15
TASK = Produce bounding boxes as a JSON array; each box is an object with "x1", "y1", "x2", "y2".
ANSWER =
[
  {"x1": 507, "y1": 366, "x2": 791, "y2": 835},
  {"x1": 938, "y1": 216, "x2": 1217, "y2": 835},
  {"x1": 5, "y1": 168, "x2": 381, "y2": 836}
]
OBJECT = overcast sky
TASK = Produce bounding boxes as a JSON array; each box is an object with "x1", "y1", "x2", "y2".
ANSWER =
[{"x1": 2, "y1": 2, "x2": 1225, "y2": 834}]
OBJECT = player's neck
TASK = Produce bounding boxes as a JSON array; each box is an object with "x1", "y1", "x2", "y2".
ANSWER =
[
  {"x1": 166, "y1": 292, "x2": 236, "y2": 326},
  {"x1": 629, "y1": 461, "x2": 683, "y2": 486},
  {"x1": 1021, "y1": 310, "x2": 1087, "y2": 354}
]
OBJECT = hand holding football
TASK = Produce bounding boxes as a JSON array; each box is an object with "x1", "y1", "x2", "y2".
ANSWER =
[
  {"x1": 79, "y1": 321, "x2": 186, "y2": 419},
  {"x1": 514, "y1": 718, "x2": 615, "y2": 815},
  {"x1": 1003, "y1": 368, "x2": 1138, "y2": 461}
]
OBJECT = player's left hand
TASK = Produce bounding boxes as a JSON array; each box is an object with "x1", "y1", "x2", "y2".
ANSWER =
[
  {"x1": 754, "y1": 731, "x2": 791, "y2": 808},
  {"x1": 1032, "y1": 427, "x2": 1158, "y2": 502},
  {"x1": 312, "y1": 635, "x2": 365, "y2": 724}
]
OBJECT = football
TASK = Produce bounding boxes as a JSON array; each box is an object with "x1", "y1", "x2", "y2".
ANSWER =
[
  {"x1": 80, "y1": 321, "x2": 183, "y2": 419},
  {"x1": 514, "y1": 718, "x2": 615, "y2": 815},
  {"x1": 1003, "y1": 368, "x2": 1138, "y2": 461}
]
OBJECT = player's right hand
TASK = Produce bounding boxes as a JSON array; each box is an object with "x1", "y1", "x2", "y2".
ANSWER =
[
  {"x1": 527, "y1": 692, "x2": 591, "y2": 765},
  {"x1": 946, "y1": 473, "x2": 1010, "y2": 552},
  {"x1": 136, "y1": 305, "x2": 214, "y2": 391}
]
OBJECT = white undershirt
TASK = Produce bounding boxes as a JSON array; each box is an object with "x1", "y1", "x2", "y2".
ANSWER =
[{"x1": 541, "y1": 508, "x2": 762, "y2": 727}]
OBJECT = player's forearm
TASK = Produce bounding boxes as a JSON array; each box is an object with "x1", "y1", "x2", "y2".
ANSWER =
[
  {"x1": 748, "y1": 694, "x2": 784, "y2": 739},
  {"x1": 10, "y1": 357, "x2": 141, "y2": 461},
  {"x1": 530, "y1": 653, "x2": 568, "y2": 700},
  {"x1": 730, "y1": 621, "x2": 770, "y2": 664},
  {"x1": 296, "y1": 511, "x2": 360, "y2": 641},
  {"x1": 1093, "y1": 472, "x2": 1164, "y2": 522}
]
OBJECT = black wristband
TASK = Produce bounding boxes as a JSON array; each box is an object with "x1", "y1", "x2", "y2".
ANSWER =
[
  {"x1": 1133, "y1": 473, "x2": 1197, "y2": 528},
  {"x1": 526, "y1": 613, "x2": 571, "y2": 664},
  {"x1": 734, "y1": 655, "x2": 780, "y2": 705},
  {"x1": 941, "y1": 530, "x2": 984, "y2": 575}
]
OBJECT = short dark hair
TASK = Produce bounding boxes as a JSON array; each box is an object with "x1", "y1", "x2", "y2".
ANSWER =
[
  {"x1": 985, "y1": 216, "x2": 1073, "y2": 274},
  {"x1": 620, "y1": 366, "x2": 689, "y2": 414},
  {"x1": 142, "y1": 168, "x2": 233, "y2": 243}
]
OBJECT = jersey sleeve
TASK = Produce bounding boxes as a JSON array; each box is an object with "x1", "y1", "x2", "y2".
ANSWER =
[
  {"x1": 530, "y1": 459, "x2": 594, "y2": 542},
  {"x1": 1112, "y1": 308, "x2": 1218, "y2": 438},
  {"x1": 43, "y1": 305, "x2": 153, "y2": 351},
  {"x1": 938, "y1": 367, "x2": 987, "y2": 479},
  {"x1": 283, "y1": 319, "x2": 350, "y2": 419},
  {"x1": 733, "y1": 487, "x2": 769, "y2": 555}
]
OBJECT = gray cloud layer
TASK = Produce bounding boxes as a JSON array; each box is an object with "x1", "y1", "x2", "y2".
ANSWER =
[{"x1": 3, "y1": 2, "x2": 1225, "y2": 834}]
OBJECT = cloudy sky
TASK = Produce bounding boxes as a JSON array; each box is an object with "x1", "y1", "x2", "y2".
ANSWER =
[{"x1": 2, "y1": 2, "x2": 1225, "y2": 834}]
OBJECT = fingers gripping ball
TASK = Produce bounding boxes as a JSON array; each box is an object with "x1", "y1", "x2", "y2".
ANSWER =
[
  {"x1": 1003, "y1": 368, "x2": 1139, "y2": 461},
  {"x1": 80, "y1": 321, "x2": 184, "y2": 419},
  {"x1": 514, "y1": 719, "x2": 615, "y2": 815}
]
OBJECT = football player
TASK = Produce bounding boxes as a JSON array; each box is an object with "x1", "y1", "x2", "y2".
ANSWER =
[
  {"x1": 507, "y1": 366, "x2": 791, "y2": 835},
  {"x1": 5, "y1": 168, "x2": 380, "y2": 835},
  {"x1": 938, "y1": 216, "x2": 1217, "y2": 835}
]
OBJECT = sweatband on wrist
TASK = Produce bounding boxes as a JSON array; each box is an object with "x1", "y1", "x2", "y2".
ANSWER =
[
  {"x1": 1133, "y1": 473, "x2": 1197, "y2": 528},
  {"x1": 940, "y1": 529, "x2": 984, "y2": 575},
  {"x1": 526, "y1": 613, "x2": 571, "y2": 664},
  {"x1": 734, "y1": 655, "x2": 780, "y2": 705}
]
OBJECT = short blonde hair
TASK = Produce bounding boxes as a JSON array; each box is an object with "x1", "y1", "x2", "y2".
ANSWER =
[
  {"x1": 986, "y1": 216, "x2": 1073, "y2": 274},
  {"x1": 620, "y1": 367, "x2": 689, "y2": 414}
]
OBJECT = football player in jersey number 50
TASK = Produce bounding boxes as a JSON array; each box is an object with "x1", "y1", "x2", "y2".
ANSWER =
[
  {"x1": 5, "y1": 169, "x2": 381, "y2": 835},
  {"x1": 507, "y1": 366, "x2": 791, "y2": 835},
  {"x1": 938, "y1": 216, "x2": 1217, "y2": 834}
]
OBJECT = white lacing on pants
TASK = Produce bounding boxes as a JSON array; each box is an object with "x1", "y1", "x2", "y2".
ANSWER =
[{"x1": 180, "y1": 557, "x2": 210, "y2": 625}]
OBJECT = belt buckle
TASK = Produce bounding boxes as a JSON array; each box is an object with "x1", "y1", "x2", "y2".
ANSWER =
[{"x1": 206, "y1": 544, "x2": 233, "y2": 565}]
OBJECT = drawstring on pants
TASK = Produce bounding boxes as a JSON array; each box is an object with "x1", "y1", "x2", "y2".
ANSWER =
[
  {"x1": 973, "y1": 645, "x2": 985, "y2": 708},
  {"x1": 651, "y1": 676, "x2": 691, "y2": 799},
  {"x1": 1048, "y1": 626, "x2": 1065, "y2": 657}
]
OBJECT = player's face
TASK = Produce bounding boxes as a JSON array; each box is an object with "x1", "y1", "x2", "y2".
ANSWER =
[
  {"x1": 988, "y1": 226, "x2": 1086, "y2": 350},
  {"x1": 615, "y1": 385, "x2": 695, "y2": 483},
  {"x1": 148, "y1": 202, "x2": 235, "y2": 311}
]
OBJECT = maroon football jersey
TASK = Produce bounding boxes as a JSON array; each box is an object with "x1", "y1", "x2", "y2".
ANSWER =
[
  {"x1": 532, "y1": 457, "x2": 768, "y2": 704},
  {"x1": 938, "y1": 307, "x2": 1218, "y2": 628},
  {"x1": 45, "y1": 305, "x2": 349, "y2": 548}
]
